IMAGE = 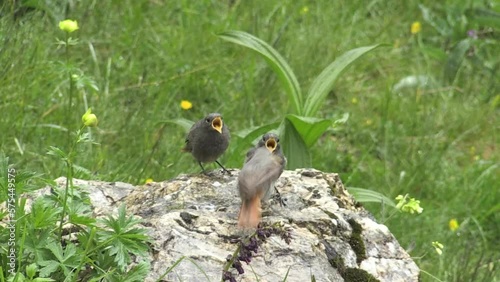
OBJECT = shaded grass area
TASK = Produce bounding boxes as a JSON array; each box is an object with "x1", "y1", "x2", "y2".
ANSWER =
[{"x1": 1, "y1": 0, "x2": 498, "y2": 281}]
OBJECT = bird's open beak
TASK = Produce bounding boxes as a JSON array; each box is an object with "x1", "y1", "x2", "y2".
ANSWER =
[
  {"x1": 265, "y1": 137, "x2": 277, "y2": 153},
  {"x1": 212, "y1": 117, "x2": 223, "y2": 134}
]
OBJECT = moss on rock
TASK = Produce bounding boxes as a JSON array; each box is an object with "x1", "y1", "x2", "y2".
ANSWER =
[{"x1": 347, "y1": 218, "x2": 367, "y2": 264}]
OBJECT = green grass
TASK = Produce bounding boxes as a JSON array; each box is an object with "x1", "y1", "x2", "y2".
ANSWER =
[{"x1": 1, "y1": 0, "x2": 498, "y2": 281}]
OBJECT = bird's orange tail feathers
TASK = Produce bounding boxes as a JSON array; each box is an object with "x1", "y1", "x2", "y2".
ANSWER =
[{"x1": 238, "y1": 196, "x2": 261, "y2": 229}]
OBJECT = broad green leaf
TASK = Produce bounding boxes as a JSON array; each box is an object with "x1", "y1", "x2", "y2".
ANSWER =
[
  {"x1": 444, "y1": 39, "x2": 472, "y2": 84},
  {"x1": 231, "y1": 122, "x2": 281, "y2": 162},
  {"x1": 303, "y1": 44, "x2": 382, "y2": 116},
  {"x1": 159, "y1": 118, "x2": 194, "y2": 133},
  {"x1": 218, "y1": 30, "x2": 303, "y2": 115},
  {"x1": 280, "y1": 119, "x2": 311, "y2": 169},
  {"x1": 347, "y1": 187, "x2": 396, "y2": 207},
  {"x1": 285, "y1": 114, "x2": 333, "y2": 147},
  {"x1": 232, "y1": 122, "x2": 281, "y2": 139}
]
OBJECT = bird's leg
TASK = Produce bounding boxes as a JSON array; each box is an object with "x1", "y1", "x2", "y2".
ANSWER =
[
  {"x1": 273, "y1": 185, "x2": 286, "y2": 207},
  {"x1": 215, "y1": 160, "x2": 231, "y2": 175},
  {"x1": 198, "y1": 162, "x2": 207, "y2": 174}
]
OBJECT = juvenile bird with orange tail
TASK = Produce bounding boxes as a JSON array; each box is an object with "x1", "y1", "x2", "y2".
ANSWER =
[
  {"x1": 183, "y1": 113, "x2": 231, "y2": 174},
  {"x1": 237, "y1": 133, "x2": 286, "y2": 228}
]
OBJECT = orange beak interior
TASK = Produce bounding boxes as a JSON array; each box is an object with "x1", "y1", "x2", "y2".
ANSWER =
[
  {"x1": 212, "y1": 117, "x2": 223, "y2": 133},
  {"x1": 265, "y1": 138, "x2": 277, "y2": 153}
]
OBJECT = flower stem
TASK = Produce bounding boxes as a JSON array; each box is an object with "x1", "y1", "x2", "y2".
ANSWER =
[
  {"x1": 58, "y1": 157, "x2": 73, "y2": 241},
  {"x1": 65, "y1": 32, "x2": 75, "y2": 152},
  {"x1": 58, "y1": 126, "x2": 84, "y2": 241}
]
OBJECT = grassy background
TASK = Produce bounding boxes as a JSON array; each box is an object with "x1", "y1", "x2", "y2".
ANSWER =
[{"x1": 1, "y1": 0, "x2": 498, "y2": 281}]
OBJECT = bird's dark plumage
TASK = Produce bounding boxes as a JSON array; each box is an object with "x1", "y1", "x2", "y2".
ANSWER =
[{"x1": 183, "y1": 113, "x2": 230, "y2": 174}]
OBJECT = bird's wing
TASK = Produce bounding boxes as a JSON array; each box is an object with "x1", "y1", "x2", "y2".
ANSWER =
[
  {"x1": 244, "y1": 147, "x2": 257, "y2": 163},
  {"x1": 182, "y1": 121, "x2": 200, "y2": 152},
  {"x1": 238, "y1": 147, "x2": 284, "y2": 199}
]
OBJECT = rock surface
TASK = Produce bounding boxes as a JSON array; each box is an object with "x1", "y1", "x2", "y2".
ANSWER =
[{"x1": 53, "y1": 169, "x2": 420, "y2": 282}]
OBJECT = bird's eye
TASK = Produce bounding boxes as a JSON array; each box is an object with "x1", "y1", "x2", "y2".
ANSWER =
[
  {"x1": 262, "y1": 136, "x2": 266, "y2": 141},
  {"x1": 276, "y1": 138, "x2": 280, "y2": 142},
  {"x1": 205, "y1": 118, "x2": 210, "y2": 123}
]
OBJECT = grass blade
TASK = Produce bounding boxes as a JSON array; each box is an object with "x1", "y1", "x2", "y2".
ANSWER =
[
  {"x1": 303, "y1": 44, "x2": 382, "y2": 116},
  {"x1": 218, "y1": 30, "x2": 303, "y2": 114}
]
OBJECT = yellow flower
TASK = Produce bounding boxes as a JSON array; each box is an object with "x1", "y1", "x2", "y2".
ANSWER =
[
  {"x1": 82, "y1": 108, "x2": 98, "y2": 127},
  {"x1": 351, "y1": 97, "x2": 358, "y2": 105},
  {"x1": 180, "y1": 100, "x2": 193, "y2": 110},
  {"x1": 59, "y1": 19, "x2": 79, "y2": 33},
  {"x1": 411, "y1": 21, "x2": 421, "y2": 35},
  {"x1": 432, "y1": 241, "x2": 444, "y2": 255},
  {"x1": 300, "y1": 6, "x2": 309, "y2": 15},
  {"x1": 365, "y1": 119, "x2": 373, "y2": 126},
  {"x1": 395, "y1": 194, "x2": 423, "y2": 214},
  {"x1": 449, "y1": 218, "x2": 459, "y2": 232},
  {"x1": 145, "y1": 178, "x2": 154, "y2": 184}
]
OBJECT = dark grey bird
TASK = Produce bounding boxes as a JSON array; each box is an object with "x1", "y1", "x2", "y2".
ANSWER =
[
  {"x1": 182, "y1": 113, "x2": 230, "y2": 174},
  {"x1": 237, "y1": 133, "x2": 286, "y2": 228}
]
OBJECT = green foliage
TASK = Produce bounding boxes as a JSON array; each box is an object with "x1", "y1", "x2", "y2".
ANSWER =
[
  {"x1": 347, "y1": 187, "x2": 396, "y2": 207},
  {"x1": 97, "y1": 205, "x2": 150, "y2": 272},
  {"x1": 418, "y1": 4, "x2": 499, "y2": 85},
  {"x1": 219, "y1": 30, "x2": 382, "y2": 169},
  {"x1": 161, "y1": 119, "x2": 195, "y2": 134},
  {"x1": 303, "y1": 45, "x2": 383, "y2": 117},
  {"x1": 444, "y1": 39, "x2": 473, "y2": 84},
  {"x1": 38, "y1": 243, "x2": 80, "y2": 278},
  {"x1": 218, "y1": 30, "x2": 303, "y2": 115},
  {"x1": 0, "y1": 1, "x2": 498, "y2": 281},
  {"x1": 0, "y1": 13, "x2": 153, "y2": 279},
  {"x1": 0, "y1": 155, "x2": 151, "y2": 281}
]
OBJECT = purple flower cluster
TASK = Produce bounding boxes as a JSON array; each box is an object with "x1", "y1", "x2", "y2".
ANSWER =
[
  {"x1": 222, "y1": 223, "x2": 292, "y2": 281},
  {"x1": 467, "y1": 30, "x2": 478, "y2": 39}
]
